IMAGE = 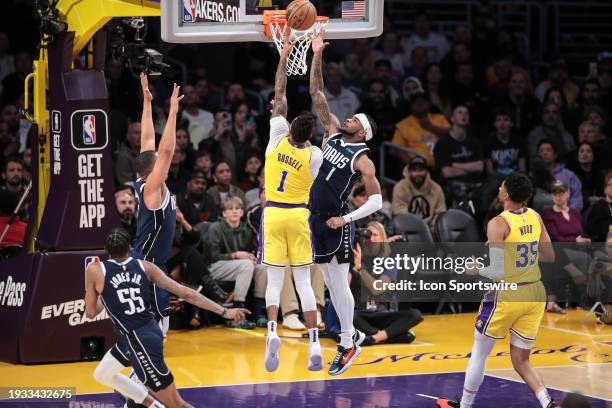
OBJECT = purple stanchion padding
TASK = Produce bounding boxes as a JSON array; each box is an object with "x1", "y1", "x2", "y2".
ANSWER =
[{"x1": 2, "y1": 373, "x2": 608, "y2": 407}]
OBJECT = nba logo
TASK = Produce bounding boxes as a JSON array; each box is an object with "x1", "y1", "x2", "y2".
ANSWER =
[
  {"x1": 183, "y1": 0, "x2": 196, "y2": 22},
  {"x1": 82, "y1": 114, "x2": 96, "y2": 145},
  {"x1": 85, "y1": 256, "x2": 100, "y2": 271}
]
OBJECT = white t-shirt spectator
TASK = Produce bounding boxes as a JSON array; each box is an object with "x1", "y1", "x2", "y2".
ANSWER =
[
  {"x1": 401, "y1": 33, "x2": 450, "y2": 66},
  {"x1": 182, "y1": 109, "x2": 214, "y2": 147}
]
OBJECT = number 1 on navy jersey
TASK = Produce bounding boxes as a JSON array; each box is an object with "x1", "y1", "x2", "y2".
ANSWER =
[{"x1": 276, "y1": 170, "x2": 288, "y2": 192}]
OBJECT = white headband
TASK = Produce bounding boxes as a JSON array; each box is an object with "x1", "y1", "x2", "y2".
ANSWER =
[{"x1": 354, "y1": 113, "x2": 373, "y2": 142}]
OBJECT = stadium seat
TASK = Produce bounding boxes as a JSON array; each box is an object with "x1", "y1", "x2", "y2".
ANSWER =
[
  {"x1": 392, "y1": 213, "x2": 434, "y2": 243},
  {"x1": 434, "y1": 209, "x2": 481, "y2": 242}
]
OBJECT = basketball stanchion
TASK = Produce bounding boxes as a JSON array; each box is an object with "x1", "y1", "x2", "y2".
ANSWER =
[{"x1": 264, "y1": 10, "x2": 329, "y2": 76}]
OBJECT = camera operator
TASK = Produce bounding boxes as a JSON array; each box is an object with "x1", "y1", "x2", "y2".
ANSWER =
[{"x1": 350, "y1": 222, "x2": 423, "y2": 345}]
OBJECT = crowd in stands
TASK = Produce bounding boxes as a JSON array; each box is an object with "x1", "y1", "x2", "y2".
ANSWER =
[{"x1": 1, "y1": 5, "x2": 612, "y2": 334}]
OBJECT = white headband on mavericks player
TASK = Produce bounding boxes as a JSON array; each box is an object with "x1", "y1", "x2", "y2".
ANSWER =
[{"x1": 354, "y1": 114, "x2": 373, "y2": 142}]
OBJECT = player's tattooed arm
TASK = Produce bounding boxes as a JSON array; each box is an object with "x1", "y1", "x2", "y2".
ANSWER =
[
  {"x1": 140, "y1": 73, "x2": 155, "y2": 153},
  {"x1": 310, "y1": 28, "x2": 338, "y2": 142},
  {"x1": 143, "y1": 261, "x2": 250, "y2": 322},
  {"x1": 272, "y1": 26, "x2": 294, "y2": 118}
]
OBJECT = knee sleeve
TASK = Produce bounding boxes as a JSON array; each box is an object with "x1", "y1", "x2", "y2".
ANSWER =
[
  {"x1": 292, "y1": 267, "x2": 317, "y2": 312},
  {"x1": 265, "y1": 267, "x2": 285, "y2": 307},
  {"x1": 94, "y1": 351, "x2": 124, "y2": 384},
  {"x1": 94, "y1": 351, "x2": 148, "y2": 403}
]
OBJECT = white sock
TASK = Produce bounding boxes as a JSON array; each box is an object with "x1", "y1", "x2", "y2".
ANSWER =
[
  {"x1": 94, "y1": 351, "x2": 148, "y2": 403},
  {"x1": 322, "y1": 257, "x2": 355, "y2": 349},
  {"x1": 461, "y1": 330, "x2": 496, "y2": 407},
  {"x1": 536, "y1": 388, "x2": 552, "y2": 407},
  {"x1": 267, "y1": 320, "x2": 277, "y2": 334},
  {"x1": 308, "y1": 328, "x2": 319, "y2": 344}
]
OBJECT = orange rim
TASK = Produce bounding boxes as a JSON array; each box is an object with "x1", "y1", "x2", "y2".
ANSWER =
[{"x1": 263, "y1": 10, "x2": 329, "y2": 38}]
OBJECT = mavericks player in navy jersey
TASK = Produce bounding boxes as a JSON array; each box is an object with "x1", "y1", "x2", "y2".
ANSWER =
[
  {"x1": 85, "y1": 229, "x2": 248, "y2": 408},
  {"x1": 310, "y1": 30, "x2": 383, "y2": 375},
  {"x1": 133, "y1": 76, "x2": 182, "y2": 336}
]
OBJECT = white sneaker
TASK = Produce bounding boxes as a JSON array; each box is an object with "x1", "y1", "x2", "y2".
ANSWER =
[
  {"x1": 282, "y1": 313, "x2": 306, "y2": 330},
  {"x1": 265, "y1": 333, "x2": 281, "y2": 372},
  {"x1": 308, "y1": 342, "x2": 323, "y2": 371}
]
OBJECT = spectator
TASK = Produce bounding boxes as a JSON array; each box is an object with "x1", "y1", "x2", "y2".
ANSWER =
[
  {"x1": 244, "y1": 164, "x2": 264, "y2": 209},
  {"x1": 194, "y1": 78, "x2": 223, "y2": 113},
  {"x1": 441, "y1": 42, "x2": 473, "y2": 80},
  {"x1": 20, "y1": 146, "x2": 31, "y2": 183},
  {"x1": 114, "y1": 186, "x2": 136, "y2": 241},
  {"x1": 535, "y1": 59, "x2": 580, "y2": 105},
  {"x1": 176, "y1": 126, "x2": 196, "y2": 171},
  {"x1": 352, "y1": 38, "x2": 376, "y2": 81},
  {"x1": 567, "y1": 142, "x2": 605, "y2": 209},
  {"x1": 536, "y1": 139, "x2": 583, "y2": 211},
  {"x1": 237, "y1": 154, "x2": 262, "y2": 193},
  {"x1": 181, "y1": 84, "x2": 214, "y2": 148},
  {"x1": 396, "y1": 76, "x2": 424, "y2": 112},
  {"x1": 434, "y1": 105, "x2": 484, "y2": 205},
  {"x1": 1, "y1": 105, "x2": 20, "y2": 162},
  {"x1": 585, "y1": 173, "x2": 612, "y2": 242},
  {"x1": 203, "y1": 197, "x2": 256, "y2": 328},
  {"x1": 166, "y1": 148, "x2": 190, "y2": 195},
  {"x1": 224, "y1": 83, "x2": 253, "y2": 113},
  {"x1": 401, "y1": 10, "x2": 450, "y2": 66},
  {"x1": 597, "y1": 53, "x2": 612, "y2": 110},
  {"x1": 392, "y1": 92, "x2": 450, "y2": 167},
  {"x1": 207, "y1": 161, "x2": 246, "y2": 208},
  {"x1": 194, "y1": 150, "x2": 214, "y2": 185},
  {"x1": 0, "y1": 32, "x2": 14, "y2": 96},
  {"x1": 202, "y1": 111, "x2": 237, "y2": 171},
  {"x1": 177, "y1": 170, "x2": 219, "y2": 225},
  {"x1": 530, "y1": 159, "x2": 554, "y2": 214},
  {"x1": 485, "y1": 108, "x2": 527, "y2": 176},
  {"x1": 492, "y1": 69, "x2": 539, "y2": 137},
  {"x1": 114, "y1": 122, "x2": 141, "y2": 186},
  {"x1": 583, "y1": 105, "x2": 610, "y2": 138},
  {"x1": 311, "y1": 62, "x2": 359, "y2": 134},
  {"x1": 372, "y1": 32, "x2": 405, "y2": 80},
  {"x1": 527, "y1": 103, "x2": 576, "y2": 162},
  {"x1": 485, "y1": 55, "x2": 513, "y2": 92},
  {"x1": 423, "y1": 63, "x2": 452, "y2": 118},
  {"x1": 340, "y1": 53, "x2": 367, "y2": 97},
  {"x1": 373, "y1": 59, "x2": 401, "y2": 100},
  {"x1": 357, "y1": 79, "x2": 400, "y2": 161},
  {"x1": 0, "y1": 157, "x2": 28, "y2": 222},
  {"x1": 392, "y1": 157, "x2": 446, "y2": 232},
  {"x1": 1, "y1": 50, "x2": 31, "y2": 105},
  {"x1": 450, "y1": 62, "x2": 486, "y2": 125},
  {"x1": 567, "y1": 79, "x2": 601, "y2": 136},
  {"x1": 351, "y1": 221, "x2": 424, "y2": 345},
  {"x1": 232, "y1": 102, "x2": 259, "y2": 174},
  {"x1": 405, "y1": 46, "x2": 428, "y2": 79}
]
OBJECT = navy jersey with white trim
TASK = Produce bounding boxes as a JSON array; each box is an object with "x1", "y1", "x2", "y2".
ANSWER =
[
  {"x1": 310, "y1": 134, "x2": 369, "y2": 214},
  {"x1": 100, "y1": 258, "x2": 154, "y2": 335},
  {"x1": 133, "y1": 179, "x2": 176, "y2": 265}
]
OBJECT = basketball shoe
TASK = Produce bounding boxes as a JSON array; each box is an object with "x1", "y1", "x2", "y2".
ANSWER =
[
  {"x1": 436, "y1": 398, "x2": 460, "y2": 407},
  {"x1": 264, "y1": 332, "x2": 281, "y2": 372}
]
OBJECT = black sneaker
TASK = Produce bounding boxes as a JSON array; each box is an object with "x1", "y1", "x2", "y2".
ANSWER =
[
  {"x1": 328, "y1": 345, "x2": 362, "y2": 376},
  {"x1": 546, "y1": 402, "x2": 560, "y2": 408}
]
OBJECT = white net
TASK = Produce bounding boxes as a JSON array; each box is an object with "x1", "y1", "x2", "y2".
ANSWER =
[{"x1": 268, "y1": 19, "x2": 328, "y2": 76}]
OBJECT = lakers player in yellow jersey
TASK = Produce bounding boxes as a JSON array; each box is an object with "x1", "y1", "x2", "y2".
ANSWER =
[
  {"x1": 438, "y1": 173, "x2": 559, "y2": 408},
  {"x1": 261, "y1": 27, "x2": 324, "y2": 373}
]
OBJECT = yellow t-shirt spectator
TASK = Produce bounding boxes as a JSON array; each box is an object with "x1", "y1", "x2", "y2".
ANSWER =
[{"x1": 392, "y1": 113, "x2": 450, "y2": 166}]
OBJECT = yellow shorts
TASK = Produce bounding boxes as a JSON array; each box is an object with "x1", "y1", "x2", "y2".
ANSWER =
[
  {"x1": 259, "y1": 204, "x2": 313, "y2": 268},
  {"x1": 475, "y1": 282, "x2": 546, "y2": 342}
]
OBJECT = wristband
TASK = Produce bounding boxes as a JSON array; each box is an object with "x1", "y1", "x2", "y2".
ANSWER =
[{"x1": 222, "y1": 307, "x2": 228, "y2": 318}]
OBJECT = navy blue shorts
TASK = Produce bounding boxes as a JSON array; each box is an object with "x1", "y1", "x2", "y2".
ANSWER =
[
  {"x1": 130, "y1": 252, "x2": 170, "y2": 320},
  {"x1": 112, "y1": 320, "x2": 174, "y2": 392},
  {"x1": 310, "y1": 213, "x2": 355, "y2": 264}
]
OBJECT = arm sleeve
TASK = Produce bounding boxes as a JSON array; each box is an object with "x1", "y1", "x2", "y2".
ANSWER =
[
  {"x1": 309, "y1": 146, "x2": 324, "y2": 179},
  {"x1": 478, "y1": 246, "x2": 505, "y2": 281},
  {"x1": 266, "y1": 117, "x2": 290, "y2": 156}
]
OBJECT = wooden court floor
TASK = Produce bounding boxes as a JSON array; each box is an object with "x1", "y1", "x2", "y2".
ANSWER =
[{"x1": 0, "y1": 310, "x2": 610, "y2": 407}]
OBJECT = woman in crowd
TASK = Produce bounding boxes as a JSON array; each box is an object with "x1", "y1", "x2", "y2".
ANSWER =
[
  {"x1": 423, "y1": 63, "x2": 452, "y2": 118},
  {"x1": 567, "y1": 142, "x2": 605, "y2": 210}
]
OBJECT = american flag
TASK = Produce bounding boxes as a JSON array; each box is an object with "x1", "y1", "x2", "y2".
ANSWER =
[{"x1": 342, "y1": 1, "x2": 366, "y2": 19}]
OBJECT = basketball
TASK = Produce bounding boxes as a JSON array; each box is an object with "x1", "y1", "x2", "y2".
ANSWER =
[{"x1": 286, "y1": 0, "x2": 317, "y2": 31}]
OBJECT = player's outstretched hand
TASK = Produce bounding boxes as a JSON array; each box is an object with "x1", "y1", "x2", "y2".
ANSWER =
[
  {"x1": 281, "y1": 25, "x2": 295, "y2": 58},
  {"x1": 225, "y1": 308, "x2": 251, "y2": 323},
  {"x1": 140, "y1": 72, "x2": 153, "y2": 103},
  {"x1": 311, "y1": 28, "x2": 329, "y2": 54},
  {"x1": 169, "y1": 83, "x2": 184, "y2": 113},
  {"x1": 326, "y1": 216, "x2": 347, "y2": 230}
]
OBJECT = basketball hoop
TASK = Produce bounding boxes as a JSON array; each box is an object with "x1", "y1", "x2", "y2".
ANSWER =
[{"x1": 264, "y1": 10, "x2": 329, "y2": 76}]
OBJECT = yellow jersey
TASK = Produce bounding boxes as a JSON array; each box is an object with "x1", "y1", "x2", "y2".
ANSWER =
[
  {"x1": 265, "y1": 137, "x2": 314, "y2": 205},
  {"x1": 499, "y1": 208, "x2": 542, "y2": 284}
]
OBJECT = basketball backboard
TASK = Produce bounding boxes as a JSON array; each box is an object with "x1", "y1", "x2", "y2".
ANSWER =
[{"x1": 161, "y1": 0, "x2": 384, "y2": 43}]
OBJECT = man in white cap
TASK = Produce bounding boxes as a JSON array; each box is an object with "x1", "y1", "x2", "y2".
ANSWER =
[{"x1": 309, "y1": 29, "x2": 383, "y2": 376}]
